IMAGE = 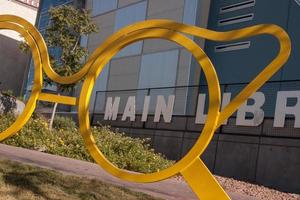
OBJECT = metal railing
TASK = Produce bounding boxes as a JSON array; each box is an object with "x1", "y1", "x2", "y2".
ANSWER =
[{"x1": 91, "y1": 81, "x2": 300, "y2": 139}]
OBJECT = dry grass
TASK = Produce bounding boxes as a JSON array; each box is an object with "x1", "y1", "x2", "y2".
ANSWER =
[{"x1": 0, "y1": 159, "x2": 161, "y2": 200}]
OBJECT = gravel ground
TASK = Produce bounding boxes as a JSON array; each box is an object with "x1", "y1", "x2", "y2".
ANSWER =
[
  {"x1": 174, "y1": 175, "x2": 300, "y2": 200},
  {"x1": 215, "y1": 176, "x2": 300, "y2": 200}
]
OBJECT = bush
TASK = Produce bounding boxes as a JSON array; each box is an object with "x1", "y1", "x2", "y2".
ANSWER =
[
  {"x1": 1, "y1": 114, "x2": 62, "y2": 153},
  {"x1": 1, "y1": 115, "x2": 174, "y2": 173},
  {"x1": 52, "y1": 116, "x2": 77, "y2": 131},
  {"x1": 92, "y1": 126, "x2": 173, "y2": 173}
]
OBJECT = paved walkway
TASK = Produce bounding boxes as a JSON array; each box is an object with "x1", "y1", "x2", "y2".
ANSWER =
[{"x1": 0, "y1": 144, "x2": 256, "y2": 200}]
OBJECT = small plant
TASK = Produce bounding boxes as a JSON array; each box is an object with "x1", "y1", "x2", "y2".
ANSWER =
[
  {"x1": 92, "y1": 126, "x2": 174, "y2": 173},
  {"x1": 52, "y1": 116, "x2": 77, "y2": 131}
]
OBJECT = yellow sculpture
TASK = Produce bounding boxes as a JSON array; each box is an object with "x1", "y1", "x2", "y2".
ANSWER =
[{"x1": 0, "y1": 15, "x2": 291, "y2": 200}]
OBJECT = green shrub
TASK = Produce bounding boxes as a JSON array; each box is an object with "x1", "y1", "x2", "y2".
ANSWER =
[
  {"x1": 92, "y1": 126, "x2": 173, "y2": 173},
  {"x1": 0, "y1": 113, "x2": 15, "y2": 132},
  {"x1": 1, "y1": 115, "x2": 174, "y2": 173},
  {"x1": 52, "y1": 116, "x2": 77, "y2": 131},
  {"x1": 1, "y1": 114, "x2": 62, "y2": 153}
]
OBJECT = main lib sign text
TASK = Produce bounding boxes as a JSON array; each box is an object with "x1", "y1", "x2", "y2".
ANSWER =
[{"x1": 102, "y1": 91, "x2": 300, "y2": 128}]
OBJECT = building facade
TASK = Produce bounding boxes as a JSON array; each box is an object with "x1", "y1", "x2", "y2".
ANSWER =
[
  {"x1": 0, "y1": 0, "x2": 38, "y2": 41},
  {"x1": 0, "y1": 0, "x2": 39, "y2": 95},
  {"x1": 30, "y1": 0, "x2": 300, "y2": 194},
  {"x1": 87, "y1": 0, "x2": 300, "y2": 194}
]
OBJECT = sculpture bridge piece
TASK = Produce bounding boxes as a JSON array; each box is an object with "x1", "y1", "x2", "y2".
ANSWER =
[{"x1": 0, "y1": 15, "x2": 291, "y2": 200}]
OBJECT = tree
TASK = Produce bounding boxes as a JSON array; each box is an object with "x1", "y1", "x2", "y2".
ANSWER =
[
  {"x1": 46, "y1": 5, "x2": 97, "y2": 129},
  {"x1": 21, "y1": 5, "x2": 98, "y2": 129},
  {"x1": 45, "y1": 5, "x2": 98, "y2": 88}
]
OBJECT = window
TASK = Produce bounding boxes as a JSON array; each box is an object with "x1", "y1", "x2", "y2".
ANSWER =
[
  {"x1": 138, "y1": 50, "x2": 179, "y2": 89},
  {"x1": 49, "y1": 47, "x2": 62, "y2": 61},
  {"x1": 40, "y1": 1, "x2": 53, "y2": 12},
  {"x1": 80, "y1": 35, "x2": 88, "y2": 48},
  {"x1": 114, "y1": 1, "x2": 147, "y2": 58},
  {"x1": 55, "y1": 0, "x2": 73, "y2": 6},
  {"x1": 41, "y1": 0, "x2": 72, "y2": 12},
  {"x1": 92, "y1": 0, "x2": 118, "y2": 16},
  {"x1": 38, "y1": 13, "x2": 49, "y2": 30},
  {"x1": 25, "y1": 60, "x2": 34, "y2": 92},
  {"x1": 39, "y1": 30, "x2": 46, "y2": 36},
  {"x1": 91, "y1": 64, "x2": 110, "y2": 112},
  {"x1": 183, "y1": 0, "x2": 198, "y2": 25}
]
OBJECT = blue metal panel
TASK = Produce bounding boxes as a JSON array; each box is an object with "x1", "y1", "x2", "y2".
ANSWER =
[
  {"x1": 203, "y1": 0, "x2": 290, "y2": 84},
  {"x1": 208, "y1": 0, "x2": 289, "y2": 31},
  {"x1": 280, "y1": 81, "x2": 300, "y2": 92},
  {"x1": 279, "y1": 81, "x2": 300, "y2": 110},
  {"x1": 281, "y1": 1, "x2": 300, "y2": 81},
  {"x1": 224, "y1": 82, "x2": 281, "y2": 117}
]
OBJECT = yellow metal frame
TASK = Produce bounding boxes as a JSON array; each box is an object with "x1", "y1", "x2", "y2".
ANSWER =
[{"x1": 0, "y1": 15, "x2": 291, "y2": 200}]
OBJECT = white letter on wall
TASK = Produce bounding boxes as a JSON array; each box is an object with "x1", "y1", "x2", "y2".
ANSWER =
[
  {"x1": 236, "y1": 92, "x2": 265, "y2": 126},
  {"x1": 104, "y1": 97, "x2": 120, "y2": 120},
  {"x1": 141, "y1": 96, "x2": 150, "y2": 122},
  {"x1": 274, "y1": 91, "x2": 300, "y2": 128},
  {"x1": 195, "y1": 93, "x2": 231, "y2": 125},
  {"x1": 122, "y1": 96, "x2": 136, "y2": 121},
  {"x1": 154, "y1": 95, "x2": 175, "y2": 123},
  {"x1": 195, "y1": 94, "x2": 206, "y2": 124}
]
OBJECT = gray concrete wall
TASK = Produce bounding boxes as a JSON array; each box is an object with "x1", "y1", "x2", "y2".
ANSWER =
[
  {"x1": 0, "y1": 34, "x2": 30, "y2": 96},
  {"x1": 89, "y1": 113, "x2": 300, "y2": 194}
]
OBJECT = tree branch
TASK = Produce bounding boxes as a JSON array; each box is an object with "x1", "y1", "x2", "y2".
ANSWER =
[{"x1": 71, "y1": 36, "x2": 80, "y2": 52}]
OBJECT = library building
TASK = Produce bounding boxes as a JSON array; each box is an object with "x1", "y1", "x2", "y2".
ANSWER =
[{"x1": 27, "y1": 0, "x2": 300, "y2": 193}]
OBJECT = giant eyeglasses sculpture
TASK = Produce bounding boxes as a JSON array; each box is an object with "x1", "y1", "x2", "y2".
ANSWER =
[{"x1": 0, "y1": 15, "x2": 291, "y2": 200}]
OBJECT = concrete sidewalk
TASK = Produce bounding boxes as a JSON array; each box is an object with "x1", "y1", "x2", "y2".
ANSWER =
[{"x1": 0, "y1": 144, "x2": 255, "y2": 200}]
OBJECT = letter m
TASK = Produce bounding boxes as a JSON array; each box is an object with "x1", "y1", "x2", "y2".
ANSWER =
[{"x1": 104, "y1": 97, "x2": 120, "y2": 120}]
